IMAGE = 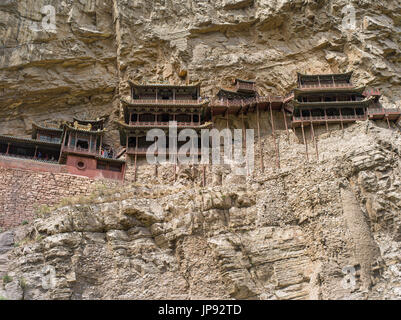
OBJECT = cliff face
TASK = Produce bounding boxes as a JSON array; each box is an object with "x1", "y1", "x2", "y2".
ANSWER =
[
  {"x1": 1, "y1": 122, "x2": 401, "y2": 300},
  {"x1": 1, "y1": 0, "x2": 401, "y2": 300},
  {"x1": 1, "y1": 0, "x2": 401, "y2": 141}
]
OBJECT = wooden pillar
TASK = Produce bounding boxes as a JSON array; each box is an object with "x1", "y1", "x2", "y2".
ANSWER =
[
  {"x1": 174, "y1": 149, "x2": 177, "y2": 182},
  {"x1": 324, "y1": 108, "x2": 329, "y2": 132},
  {"x1": 386, "y1": 115, "x2": 390, "y2": 129},
  {"x1": 282, "y1": 108, "x2": 289, "y2": 139},
  {"x1": 311, "y1": 121, "x2": 318, "y2": 161},
  {"x1": 198, "y1": 112, "x2": 201, "y2": 125},
  {"x1": 226, "y1": 109, "x2": 229, "y2": 129},
  {"x1": 339, "y1": 108, "x2": 344, "y2": 132},
  {"x1": 34, "y1": 146, "x2": 38, "y2": 159},
  {"x1": 98, "y1": 135, "x2": 102, "y2": 156},
  {"x1": 75, "y1": 132, "x2": 78, "y2": 151},
  {"x1": 134, "y1": 136, "x2": 138, "y2": 182},
  {"x1": 202, "y1": 165, "x2": 206, "y2": 187},
  {"x1": 257, "y1": 105, "x2": 264, "y2": 172},
  {"x1": 129, "y1": 112, "x2": 132, "y2": 125},
  {"x1": 241, "y1": 110, "x2": 248, "y2": 176},
  {"x1": 156, "y1": 89, "x2": 158, "y2": 101},
  {"x1": 269, "y1": 104, "x2": 280, "y2": 169},
  {"x1": 6, "y1": 143, "x2": 10, "y2": 155},
  {"x1": 301, "y1": 123, "x2": 309, "y2": 162}
]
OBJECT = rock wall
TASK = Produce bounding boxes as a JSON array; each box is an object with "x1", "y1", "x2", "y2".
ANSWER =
[
  {"x1": 0, "y1": 164, "x2": 118, "y2": 230},
  {"x1": 1, "y1": 121, "x2": 401, "y2": 300}
]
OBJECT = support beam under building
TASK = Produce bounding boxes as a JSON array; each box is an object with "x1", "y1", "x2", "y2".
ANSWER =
[
  {"x1": 257, "y1": 105, "x2": 264, "y2": 172},
  {"x1": 301, "y1": 123, "x2": 309, "y2": 162},
  {"x1": 311, "y1": 121, "x2": 319, "y2": 161},
  {"x1": 282, "y1": 108, "x2": 289, "y2": 140},
  {"x1": 269, "y1": 104, "x2": 280, "y2": 169},
  {"x1": 134, "y1": 136, "x2": 138, "y2": 182}
]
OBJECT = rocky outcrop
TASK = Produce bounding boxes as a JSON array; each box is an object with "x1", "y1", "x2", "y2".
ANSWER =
[{"x1": 1, "y1": 121, "x2": 401, "y2": 300}]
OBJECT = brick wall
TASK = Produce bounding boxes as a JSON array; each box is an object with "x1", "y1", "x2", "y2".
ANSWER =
[{"x1": 0, "y1": 165, "x2": 119, "y2": 230}]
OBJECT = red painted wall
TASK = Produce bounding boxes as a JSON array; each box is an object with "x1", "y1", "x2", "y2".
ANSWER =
[{"x1": 65, "y1": 155, "x2": 125, "y2": 181}]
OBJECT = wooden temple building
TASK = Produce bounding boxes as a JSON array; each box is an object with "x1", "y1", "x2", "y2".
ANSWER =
[
  {"x1": 288, "y1": 71, "x2": 401, "y2": 160},
  {"x1": 0, "y1": 72, "x2": 400, "y2": 183},
  {"x1": 291, "y1": 72, "x2": 401, "y2": 128},
  {"x1": 117, "y1": 82, "x2": 213, "y2": 180},
  {"x1": 210, "y1": 78, "x2": 291, "y2": 170},
  {"x1": 0, "y1": 118, "x2": 125, "y2": 181}
]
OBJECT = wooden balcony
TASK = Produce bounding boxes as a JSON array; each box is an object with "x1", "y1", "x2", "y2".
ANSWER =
[
  {"x1": 292, "y1": 114, "x2": 366, "y2": 127},
  {"x1": 367, "y1": 108, "x2": 401, "y2": 120},
  {"x1": 299, "y1": 83, "x2": 354, "y2": 89},
  {"x1": 61, "y1": 146, "x2": 98, "y2": 156},
  {"x1": 363, "y1": 89, "x2": 381, "y2": 97},
  {"x1": 236, "y1": 82, "x2": 256, "y2": 92},
  {"x1": 126, "y1": 147, "x2": 203, "y2": 156},
  {"x1": 128, "y1": 121, "x2": 203, "y2": 128},
  {"x1": 128, "y1": 99, "x2": 205, "y2": 106}
]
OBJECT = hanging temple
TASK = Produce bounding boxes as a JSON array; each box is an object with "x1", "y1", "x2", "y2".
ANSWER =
[{"x1": 0, "y1": 72, "x2": 400, "y2": 183}]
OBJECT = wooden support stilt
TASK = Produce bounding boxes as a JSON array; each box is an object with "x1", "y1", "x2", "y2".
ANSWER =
[
  {"x1": 282, "y1": 108, "x2": 289, "y2": 140},
  {"x1": 311, "y1": 121, "x2": 318, "y2": 161},
  {"x1": 241, "y1": 111, "x2": 249, "y2": 176},
  {"x1": 386, "y1": 115, "x2": 390, "y2": 129},
  {"x1": 269, "y1": 104, "x2": 280, "y2": 169},
  {"x1": 339, "y1": 108, "x2": 344, "y2": 133},
  {"x1": 6, "y1": 143, "x2": 10, "y2": 155},
  {"x1": 301, "y1": 123, "x2": 309, "y2": 162},
  {"x1": 34, "y1": 146, "x2": 38, "y2": 159},
  {"x1": 211, "y1": 105, "x2": 214, "y2": 128},
  {"x1": 134, "y1": 136, "x2": 138, "y2": 182},
  {"x1": 256, "y1": 105, "x2": 264, "y2": 172},
  {"x1": 155, "y1": 164, "x2": 158, "y2": 177},
  {"x1": 324, "y1": 108, "x2": 329, "y2": 132},
  {"x1": 174, "y1": 152, "x2": 177, "y2": 182},
  {"x1": 202, "y1": 165, "x2": 206, "y2": 187}
]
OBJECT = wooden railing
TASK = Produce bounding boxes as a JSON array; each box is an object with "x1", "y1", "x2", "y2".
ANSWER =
[
  {"x1": 236, "y1": 82, "x2": 255, "y2": 91},
  {"x1": 300, "y1": 83, "x2": 354, "y2": 89},
  {"x1": 62, "y1": 146, "x2": 98, "y2": 155},
  {"x1": 126, "y1": 147, "x2": 202, "y2": 155},
  {"x1": 130, "y1": 99, "x2": 204, "y2": 105},
  {"x1": 292, "y1": 114, "x2": 366, "y2": 122},
  {"x1": 364, "y1": 89, "x2": 381, "y2": 97},
  {"x1": 368, "y1": 108, "x2": 401, "y2": 115},
  {"x1": 128, "y1": 121, "x2": 202, "y2": 127},
  {"x1": 0, "y1": 152, "x2": 59, "y2": 164}
]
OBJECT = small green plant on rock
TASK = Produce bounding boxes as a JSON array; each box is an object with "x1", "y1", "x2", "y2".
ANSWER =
[
  {"x1": 19, "y1": 278, "x2": 27, "y2": 290},
  {"x1": 2, "y1": 274, "x2": 12, "y2": 284}
]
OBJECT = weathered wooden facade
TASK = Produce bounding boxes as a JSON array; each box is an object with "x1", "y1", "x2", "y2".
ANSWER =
[
  {"x1": 118, "y1": 82, "x2": 212, "y2": 157},
  {"x1": 0, "y1": 118, "x2": 126, "y2": 181},
  {"x1": 290, "y1": 72, "x2": 401, "y2": 129}
]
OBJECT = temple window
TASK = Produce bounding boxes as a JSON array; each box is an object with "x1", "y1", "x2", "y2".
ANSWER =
[
  {"x1": 139, "y1": 113, "x2": 156, "y2": 122},
  {"x1": 77, "y1": 139, "x2": 89, "y2": 150}
]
